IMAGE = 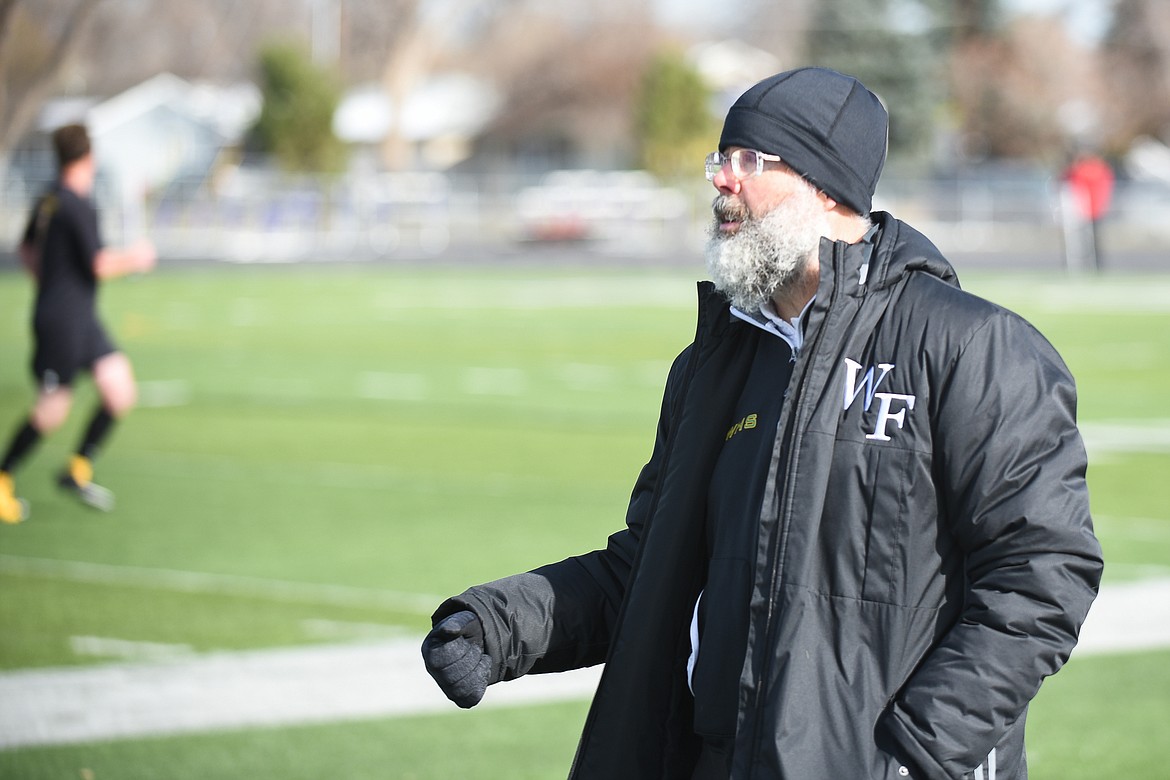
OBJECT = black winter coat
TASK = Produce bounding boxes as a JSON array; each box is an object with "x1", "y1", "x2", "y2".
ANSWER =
[{"x1": 436, "y1": 213, "x2": 1103, "y2": 779}]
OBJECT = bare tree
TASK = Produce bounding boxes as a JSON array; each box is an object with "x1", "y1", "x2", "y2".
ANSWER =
[
  {"x1": 742, "y1": 0, "x2": 814, "y2": 62},
  {"x1": 954, "y1": 0, "x2": 1003, "y2": 41},
  {"x1": 340, "y1": 0, "x2": 421, "y2": 83},
  {"x1": 949, "y1": 13, "x2": 1101, "y2": 161},
  {"x1": 74, "y1": 0, "x2": 306, "y2": 91},
  {"x1": 455, "y1": 5, "x2": 658, "y2": 170},
  {"x1": 1100, "y1": 0, "x2": 1170, "y2": 148},
  {"x1": 0, "y1": 0, "x2": 17, "y2": 60},
  {"x1": 0, "y1": 0, "x2": 414, "y2": 155},
  {"x1": 0, "y1": 0, "x2": 103, "y2": 156},
  {"x1": 375, "y1": 1, "x2": 430, "y2": 169}
]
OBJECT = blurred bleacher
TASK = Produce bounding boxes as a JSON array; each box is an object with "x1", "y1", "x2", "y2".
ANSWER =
[{"x1": 3, "y1": 162, "x2": 1169, "y2": 271}]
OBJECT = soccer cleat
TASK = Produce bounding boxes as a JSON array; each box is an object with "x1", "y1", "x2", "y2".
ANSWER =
[
  {"x1": 0, "y1": 471, "x2": 29, "y2": 524},
  {"x1": 57, "y1": 456, "x2": 115, "y2": 512}
]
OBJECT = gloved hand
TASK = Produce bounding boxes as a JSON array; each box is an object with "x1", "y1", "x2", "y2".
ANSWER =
[{"x1": 421, "y1": 610, "x2": 491, "y2": 708}]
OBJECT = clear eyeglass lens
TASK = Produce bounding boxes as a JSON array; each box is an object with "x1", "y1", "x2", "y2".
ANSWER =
[
  {"x1": 704, "y1": 152, "x2": 724, "y2": 181},
  {"x1": 707, "y1": 149, "x2": 767, "y2": 181},
  {"x1": 731, "y1": 149, "x2": 760, "y2": 179}
]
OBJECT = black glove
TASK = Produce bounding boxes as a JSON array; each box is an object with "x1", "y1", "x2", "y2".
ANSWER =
[{"x1": 421, "y1": 610, "x2": 491, "y2": 708}]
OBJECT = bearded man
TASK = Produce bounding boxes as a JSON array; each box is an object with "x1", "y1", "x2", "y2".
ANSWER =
[{"x1": 421, "y1": 68, "x2": 1102, "y2": 780}]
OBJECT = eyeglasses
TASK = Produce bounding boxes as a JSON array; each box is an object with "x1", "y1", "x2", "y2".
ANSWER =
[{"x1": 705, "y1": 148, "x2": 785, "y2": 181}]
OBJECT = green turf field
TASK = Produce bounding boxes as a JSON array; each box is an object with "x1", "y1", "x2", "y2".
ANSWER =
[{"x1": 1, "y1": 263, "x2": 1168, "y2": 779}]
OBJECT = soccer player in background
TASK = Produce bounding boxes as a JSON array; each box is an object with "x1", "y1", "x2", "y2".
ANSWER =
[{"x1": 0, "y1": 123, "x2": 156, "y2": 523}]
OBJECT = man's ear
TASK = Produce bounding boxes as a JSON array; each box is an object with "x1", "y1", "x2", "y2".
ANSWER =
[{"x1": 817, "y1": 190, "x2": 839, "y2": 212}]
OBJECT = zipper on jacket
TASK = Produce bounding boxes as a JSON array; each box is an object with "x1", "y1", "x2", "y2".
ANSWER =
[{"x1": 745, "y1": 241, "x2": 842, "y2": 765}]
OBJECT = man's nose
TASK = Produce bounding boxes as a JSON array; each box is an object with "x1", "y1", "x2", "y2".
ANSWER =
[{"x1": 712, "y1": 163, "x2": 740, "y2": 195}]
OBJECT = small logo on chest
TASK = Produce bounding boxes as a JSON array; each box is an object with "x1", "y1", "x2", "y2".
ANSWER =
[
  {"x1": 726, "y1": 413, "x2": 758, "y2": 441},
  {"x1": 842, "y1": 358, "x2": 916, "y2": 441}
]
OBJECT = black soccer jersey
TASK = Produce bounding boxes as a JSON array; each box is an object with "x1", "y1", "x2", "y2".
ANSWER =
[
  {"x1": 21, "y1": 183, "x2": 114, "y2": 384},
  {"x1": 23, "y1": 183, "x2": 103, "y2": 324}
]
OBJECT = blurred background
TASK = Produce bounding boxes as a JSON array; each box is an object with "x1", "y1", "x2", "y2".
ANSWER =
[
  {"x1": 3, "y1": 0, "x2": 1170, "y2": 267},
  {"x1": 3, "y1": 2, "x2": 1170, "y2": 779}
]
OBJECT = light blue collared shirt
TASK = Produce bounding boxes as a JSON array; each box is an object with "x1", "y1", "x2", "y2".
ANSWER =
[
  {"x1": 725, "y1": 223, "x2": 881, "y2": 358},
  {"x1": 729, "y1": 299, "x2": 813, "y2": 357}
]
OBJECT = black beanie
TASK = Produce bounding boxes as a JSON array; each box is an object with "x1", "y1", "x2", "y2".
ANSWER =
[{"x1": 719, "y1": 67, "x2": 888, "y2": 215}]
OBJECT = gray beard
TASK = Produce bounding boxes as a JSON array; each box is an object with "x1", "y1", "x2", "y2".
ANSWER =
[{"x1": 704, "y1": 190, "x2": 828, "y2": 313}]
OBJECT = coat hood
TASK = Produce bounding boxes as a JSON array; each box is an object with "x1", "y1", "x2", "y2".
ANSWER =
[{"x1": 862, "y1": 211, "x2": 958, "y2": 292}]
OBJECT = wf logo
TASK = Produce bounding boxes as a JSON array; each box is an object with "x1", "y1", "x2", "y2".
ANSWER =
[{"x1": 842, "y1": 359, "x2": 916, "y2": 442}]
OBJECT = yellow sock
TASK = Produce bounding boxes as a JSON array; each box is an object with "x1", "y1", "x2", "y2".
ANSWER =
[
  {"x1": 0, "y1": 471, "x2": 25, "y2": 524},
  {"x1": 69, "y1": 455, "x2": 94, "y2": 487}
]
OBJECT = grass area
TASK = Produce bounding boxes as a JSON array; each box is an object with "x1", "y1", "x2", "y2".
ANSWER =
[
  {"x1": 1026, "y1": 649, "x2": 1170, "y2": 780},
  {"x1": 0, "y1": 265, "x2": 695, "y2": 604},
  {"x1": 0, "y1": 699, "x2": 592, "y2": 780},
  {"x1": 0, "y1": 570, "x2": 422, "y2": 668},
  {"x1": 1, "y1": 264, "x2": 1169, "y2": 778},
  {"x1": 3, "y1": 653, "x2": 1164, "y2": 780}
]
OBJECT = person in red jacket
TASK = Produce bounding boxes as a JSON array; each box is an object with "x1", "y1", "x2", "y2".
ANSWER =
[{"x1": 1062, "y1": 151, "x2": 1115, "y2": 270}]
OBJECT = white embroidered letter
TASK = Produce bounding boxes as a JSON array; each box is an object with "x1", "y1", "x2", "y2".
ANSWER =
[
  {"x1": 843, "y1": 358, "x2": 895, "y2": 412},
  {"x1": 866, "y1": 392, "x2": 917, "y2": 441}
]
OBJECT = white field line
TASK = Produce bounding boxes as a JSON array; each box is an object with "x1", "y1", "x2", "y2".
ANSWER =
[
  {"x1": 370, "y1": 277, "x2": 695, "y2": 312},
  {"x1": 0, "y1": 578, "x2": 1166, "y2": 750},
  {"x1": 463, "y1": 366, "x2": 528, "y2": 396},
  {"x1": 0, "y1": 555, "x2": 440, "y2": 615},
  {"x1": 136, "y1": 380, "x2": 193, "y2": 408},
  {"x1": 969, "y1": 279, "x2": 1170, "y2": 315},
  {"x1": 357, "y1": 371, "x2": 429, "y2": 401},
  {"x1": 1080, "y1": 421, "x2": 1170, "y2": 455},
  {"x1": 0, "y1": 638, "x2": 603, "y2": 750},
  {"x1": 1069, "y1": 578, "x2": 1170, "y2": 657}
]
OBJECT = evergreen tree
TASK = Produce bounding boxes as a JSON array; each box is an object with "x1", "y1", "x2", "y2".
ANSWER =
[
  {"x1": 804, "y1": 0, "x2": 947, "y2": 162},
  {"x1": 635, "y1": 49, "x2": 719, "y2": 180},
  {"x1": 253, "y1": 41, "x2": 347, "y2": 174}
]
